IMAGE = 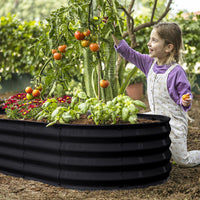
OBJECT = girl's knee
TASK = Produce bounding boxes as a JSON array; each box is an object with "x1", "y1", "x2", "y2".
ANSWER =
[{"x1": 172, "y1": 155, "x2": 200, "y2": 167}]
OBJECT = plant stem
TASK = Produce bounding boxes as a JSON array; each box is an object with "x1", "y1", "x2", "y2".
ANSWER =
[
  {"x1": 39, "y1": 57, "x2": 52, "y2": 76},
  {"x1": 97, "y1": 51, "x2": 101, "y2": 100},
  {"x1": 88, "y1": 0, "x2": 93, "y2": 29}
]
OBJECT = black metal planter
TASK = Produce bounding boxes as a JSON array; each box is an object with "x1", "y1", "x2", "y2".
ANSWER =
[{"x1": 0, "y1": 113, "x2": 171, "y2": 190}]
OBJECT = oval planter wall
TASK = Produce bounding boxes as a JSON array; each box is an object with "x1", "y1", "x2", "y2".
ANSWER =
[{"x1": 0, "y1": 113, "x2": 171, "y2": 190}]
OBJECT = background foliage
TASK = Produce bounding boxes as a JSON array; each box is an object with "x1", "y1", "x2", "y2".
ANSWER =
[
  {"x1": 0, "y1": 14, "x2": 46, "y2": 80},
  {"x1": 0, "y1": 0, "x2": 67, "y2": 21}
]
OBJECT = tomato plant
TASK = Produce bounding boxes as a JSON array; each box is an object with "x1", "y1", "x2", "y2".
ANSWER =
[
  {"x1": 30, "y1": 0, "x2": 176, "y2": 105},
  {"x1": 2, "y1": 1, "x2": 199, "y2": 103}
]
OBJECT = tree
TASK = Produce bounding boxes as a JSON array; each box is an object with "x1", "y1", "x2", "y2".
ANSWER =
[{"x1": 119, "y1": 0, "x2": 172, "y2": 48}]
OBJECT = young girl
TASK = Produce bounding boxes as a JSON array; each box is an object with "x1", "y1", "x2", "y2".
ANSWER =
[{"x1": 113, "y1": 22, "x2": 200, "y2": 167}]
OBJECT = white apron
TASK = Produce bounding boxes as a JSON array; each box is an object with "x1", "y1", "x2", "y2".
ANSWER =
[{"x1": 147, "y1": 61, "x2": 200, "y2": 167}]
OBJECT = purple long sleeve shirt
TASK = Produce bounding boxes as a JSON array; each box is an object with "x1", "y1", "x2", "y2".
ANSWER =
[{"x1": 115, "y1": 40, "x2": 192, "y2": 111}]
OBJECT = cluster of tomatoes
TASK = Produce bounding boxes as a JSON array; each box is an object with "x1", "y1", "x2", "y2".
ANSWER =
[
  {"x1": 25, "y1": 85, "x2": 42, "y2": 100},
  {"x1": 52, "y1": 44, "x2": 67, "y2": 60},
  {"x1": 74, "y1": 29, "x2": 100, "y2": 52}
]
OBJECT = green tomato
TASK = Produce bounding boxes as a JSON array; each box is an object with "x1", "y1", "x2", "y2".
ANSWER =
[
  {"x1": 91, "y1": 35, "x2": 98, "y2": 42},
  {"x1": 26, "y1": 93, "x2": 34, "y2": 100},
  {"x1": 36, "y1": 84, "x2": 43, "y2": 91}
]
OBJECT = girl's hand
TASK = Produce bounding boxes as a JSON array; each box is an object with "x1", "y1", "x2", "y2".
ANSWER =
[
  {"x1": 112, "y1": 34, "x2": 121, "y2": 46},
  {"x1": 181, "y1": 93, "x2": 192, "y2": 107}
]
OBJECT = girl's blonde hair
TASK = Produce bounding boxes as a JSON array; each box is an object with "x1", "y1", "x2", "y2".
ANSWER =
[{"x1": 154, "y1": 22, "x2": 184, "y2": 64}]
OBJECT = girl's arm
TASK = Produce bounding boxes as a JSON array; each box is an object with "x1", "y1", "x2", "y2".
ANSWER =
[
  {"x1": 113, "y1": 37, "x2": 153, "y2": 76},
  {"x1": 168, "y1": 66, "x2": 192, "y2": 111}
]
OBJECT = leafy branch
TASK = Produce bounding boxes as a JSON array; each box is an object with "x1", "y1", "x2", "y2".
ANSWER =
[
  {"x1": 117, "y1": 0, "x2": 172, "y2": 48},
  {"x1": 133, "y1": 0, "x2": 172, "y2": 32}
]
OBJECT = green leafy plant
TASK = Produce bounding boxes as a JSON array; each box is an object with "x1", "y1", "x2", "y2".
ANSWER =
[
  {"x1": 82, "y1": 94, "x2": 146, "y2": 125},
  {"x1": 124, "y1": 67, "x2": 146, "y2": 85},
  {"x1": 36, "y1": 89, "x2": 88, "y2": 126},
  {"x1": 36, "y1": 90, "x2": 146, "y2": 126},
  {"x1": 0, "y1": 14, "x2": 45, "y2": 80},
  {"x1": 3, "y1": 88, "x2": 146, "y2": 126}
]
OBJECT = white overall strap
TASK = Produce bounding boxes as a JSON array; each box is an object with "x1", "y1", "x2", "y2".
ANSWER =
[
  {"x1": 149, "y1": 60, "x2": 156, "y2": 71},
  {"x1": 165, "y1": 63, "x2": 178, "y2": 74}
]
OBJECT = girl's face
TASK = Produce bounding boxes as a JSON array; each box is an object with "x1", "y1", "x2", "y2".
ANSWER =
[{"x1": 147, "y1": 28, "x2": 173, "y2": 65}]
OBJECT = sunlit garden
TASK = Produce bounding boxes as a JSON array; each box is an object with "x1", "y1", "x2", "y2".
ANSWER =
[{"x1": 0, "y1": 0, "x2": 200, "y2": 199}]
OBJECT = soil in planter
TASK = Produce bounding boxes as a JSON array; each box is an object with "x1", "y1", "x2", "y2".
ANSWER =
[{"x1": 70, "y1": 114, "x2": 160, "y2": 125}]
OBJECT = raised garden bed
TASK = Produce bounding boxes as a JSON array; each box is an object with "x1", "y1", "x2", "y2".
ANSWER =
[{"x1": 0, "y1": 113, "x2": 171, "y2": 190}]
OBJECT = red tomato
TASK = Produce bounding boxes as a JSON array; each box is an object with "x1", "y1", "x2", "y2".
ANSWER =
[
  {"x1": 25, "y1": 86, "x2": 33, "y2": 94},
  {"x1": 100, "y1": 80, "x2": 109, "y2": 88},
  {"x1": 74, "y1": 31, "x2": 85, "y2": 40},
  {"x1": 89, "y1": 43, "x2": 100, "y2": 52},
  {"x1": 81, "y1": 40, "x2": 90, "y2": 47},
  {"x1": 53, "y1": 52, "x2": 62, "y2": 60},
  {"x1": 58, "y1": 45, "x2": 67, "y2": 53},
  {"x1": 32, "y1": 89, "x2": 41, "y2": 97},
  {"x1": 52, "y1": 49, "x2": 57, "y2": 54}
]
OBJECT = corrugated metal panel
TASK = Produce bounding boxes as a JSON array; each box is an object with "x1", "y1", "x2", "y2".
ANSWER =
[
  {"x1": 0, "y1": 114, "x2": 171, "y2": 190},
  {"x1": 0, "y1": 119, "x2": 24, "y2": 176}
]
